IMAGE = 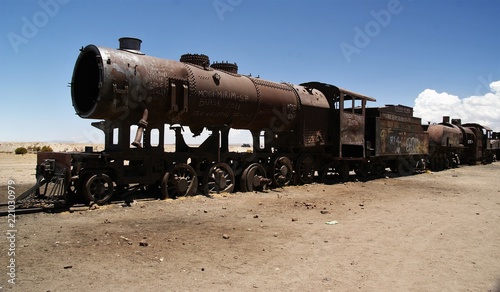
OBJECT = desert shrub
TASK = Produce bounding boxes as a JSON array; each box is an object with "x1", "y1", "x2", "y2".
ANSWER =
[
  {"x1": 41, "y1": 145, "x2": 53, "y2": 152},
  {"x1": 27, "y1": 146, "x2": 41, "y2": 153},
  {"x1": 15, "y1": 147, "x2": 27, "y2": 155}
]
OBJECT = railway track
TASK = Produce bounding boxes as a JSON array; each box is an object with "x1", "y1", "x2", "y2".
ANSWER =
[
  {"x1": 0, "y1": 202, "x2": 46, "y2": 216},
  {"x1": 0, "y1": 183, "x2": 161, "y2": 217}
]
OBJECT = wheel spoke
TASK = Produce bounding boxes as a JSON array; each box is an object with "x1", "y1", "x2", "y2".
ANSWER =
[
  {"x1": 203, "y1": 163, "x2": 234, "y2": 195},
  {"x1": 83, "y1": 173, "x2": 114, "y2": 205},
  {"x1": 161, "y1": 164, "x2": 198, "y2": 199},
  {"x1": 271, "y1": 156, "x2": 292, "y2": 187}
]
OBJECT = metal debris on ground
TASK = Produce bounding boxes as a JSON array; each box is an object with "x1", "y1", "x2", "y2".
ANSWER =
[{"x1": 325, "y1": 220, "x2": 339, "y2": 225}]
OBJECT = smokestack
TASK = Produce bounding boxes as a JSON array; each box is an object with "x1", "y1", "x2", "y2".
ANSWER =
[
  {"x1": 118, "y1": 37, "x2": 143, "y2": 54},
  {"x1": 442, "y1": 116, "x2": 450, "y2": 123}
]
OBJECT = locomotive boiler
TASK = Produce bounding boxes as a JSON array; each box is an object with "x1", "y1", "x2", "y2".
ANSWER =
[
  {"x1": 424, "y1": 117, "x2": 498, "y2": 169},
  {"x1": 425, "y1": 117, "x2": 471, "y2": 169},
  {"x1": 72, "y1": 37, "x2": 301, "y2": 138}
]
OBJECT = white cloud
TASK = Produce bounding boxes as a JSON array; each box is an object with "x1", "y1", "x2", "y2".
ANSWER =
[
  {"x1": 414, "y1": 81, "x2": 500, "y2": 131},
  {"x1": 490, "y1": 81, "x2": 500, "y2": 95}
]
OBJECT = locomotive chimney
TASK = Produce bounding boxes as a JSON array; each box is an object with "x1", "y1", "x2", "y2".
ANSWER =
[
  {"x1": 118, "y1": 37, "x2": 143, "y2": 54},
  {"x1": 442, "y1": 116, "x2": 450, "y2": 123}
]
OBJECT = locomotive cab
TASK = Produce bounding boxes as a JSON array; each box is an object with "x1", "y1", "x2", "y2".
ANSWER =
[
  {"x1": 462, "y1": 123, "x2": 496, "y2": 164},
  {"x1": 301, "y1": 82, "x2": 375, "y2": 159}
]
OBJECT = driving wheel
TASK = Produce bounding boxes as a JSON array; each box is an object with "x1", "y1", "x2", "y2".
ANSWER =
[
  {"x1": 161, "y1": 163, "x2": 198, "y2": 199},
  {"x1": 203, "y1": 163, "x2": 235, "y2": 195},
  {"x1": 241, "y1": 163, "x2": 268, "y2": 192}
]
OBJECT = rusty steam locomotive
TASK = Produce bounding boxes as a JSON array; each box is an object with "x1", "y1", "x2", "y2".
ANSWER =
[{"x1": 17, "y1": 38, "x2": 499, "y2": 208}]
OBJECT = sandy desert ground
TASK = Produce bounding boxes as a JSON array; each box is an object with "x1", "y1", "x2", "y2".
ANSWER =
[{"x1": 0, "y1": 144, "x2": 499, "y2": 291}]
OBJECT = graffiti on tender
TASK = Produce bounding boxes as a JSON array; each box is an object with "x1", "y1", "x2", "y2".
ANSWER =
[
  {"x1": 405, "y1": 137, "x2": 420, "y2": 153},
  {"x1": 381, "y1": 129, "x2": 422, "y2": 154}
]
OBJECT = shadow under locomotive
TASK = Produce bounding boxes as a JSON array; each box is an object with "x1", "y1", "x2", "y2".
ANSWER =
[{"x1": 14, "y1": 38, "x2": 499, "y2": 210}]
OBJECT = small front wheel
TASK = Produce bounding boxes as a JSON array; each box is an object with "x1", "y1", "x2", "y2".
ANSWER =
[
  {"x1": 271, "y1": 156, "x2": 293, "y2": 187},
  {"x1": 83, "y1": 173, "x2": 114, "y2": 205},
  {"x1": 296, "y1": 155, "x2": 315, "y2": 184}
]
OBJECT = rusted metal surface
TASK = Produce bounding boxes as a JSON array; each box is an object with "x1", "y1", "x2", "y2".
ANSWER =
[
  {"x1": 14, "y1": 152, "x2": 75, "y2": 208},
  {"x1": 293, "y1": 84, "x2": 329, "y2": 147},
  {"x1": 424, "y1": 117, "x2": 475, "y2": 169},
  {"x1": 71, "y1": 41, "x2": 298, "y2": 133},
  {"x1": 491, "y1": 132, "x2": 500, "y2": 161},
  {"x1": 491, "y1": 132, "x2": 500, "y2": 150},
  {"x1": 462, "y1": 123, "x2": 498, "y2": 163},
  {"x1": 426, "y1": 123, "x2": 464, "y2": 148},
  {"x1": 375, "y1": 125, "x2": 428, "y2": 156},
  {"x1": 337, "y1": 90, "x2": 369, "y2": 158},
  {"x1": 340, "y1": 113, "x2": 365, "y2": 147},
  {"x1": 300, "y1": 82, "x2": 376, "y2": 158},
  {"x1": 210, "y1": 61, "x2": 238, "y2": 74},
  {"x1": 366, "y1": 105, "x2": 429, "y2": 157},
  {"x1": 37, "y1": 151, "x2": 73, "y2": 185}
]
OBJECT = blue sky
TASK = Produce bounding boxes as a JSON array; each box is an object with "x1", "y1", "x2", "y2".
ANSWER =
[{"x1": 1, "y1": 0, "x2": 499, "y2": 143}]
